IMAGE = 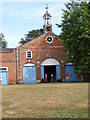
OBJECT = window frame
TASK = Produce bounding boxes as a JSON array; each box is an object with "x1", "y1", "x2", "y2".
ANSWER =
[
  {"x1": 26, "y1": 50, "x2": 32, "y2": 59},
  {"x1": 0, "y1": 67, "x2": 8, "y2": 71}
]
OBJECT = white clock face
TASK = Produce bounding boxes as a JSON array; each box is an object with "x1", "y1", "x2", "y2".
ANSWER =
[{"x1": 46, "y1": 36, "x2": 53, "y2": 44}]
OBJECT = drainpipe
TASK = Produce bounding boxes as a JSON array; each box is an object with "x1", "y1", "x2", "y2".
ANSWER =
[{"x1": 16, "y1": 46, "x2": 20, "y2": 83}]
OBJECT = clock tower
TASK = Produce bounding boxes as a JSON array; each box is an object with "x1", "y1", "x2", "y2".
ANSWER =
[{"x1": 43, "y1": 4, "x2": 52, "y2": 34}]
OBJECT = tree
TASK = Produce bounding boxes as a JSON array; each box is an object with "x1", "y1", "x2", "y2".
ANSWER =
[
  {"x1": 19, "y1": 29, "x2": 43, "y2": 45},
  {"x1": 0, "y1": 33, "x2": 7, "y2": 48},
  {"x1": 57, "y1": 1, "x2": 90, "y2": 75}
]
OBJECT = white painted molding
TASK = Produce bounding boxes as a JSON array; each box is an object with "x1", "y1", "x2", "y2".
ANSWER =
[
  {"x1": 41, "y1": 58, "x2": 60, "y2": 66},
  {"x1": 66, "y1": 62, "x2": 73, "y2": 65},
  {"x1": 23, "y1": 63, "x2": 35, "y2": 67},
  {"x1": 0, "y1": 67, "x2": 8, "y2": 70}
]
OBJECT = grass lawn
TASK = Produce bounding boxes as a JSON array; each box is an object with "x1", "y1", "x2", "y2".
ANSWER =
[{"x1": 2, "y1": 83, "x2": 88, "y2": 118}]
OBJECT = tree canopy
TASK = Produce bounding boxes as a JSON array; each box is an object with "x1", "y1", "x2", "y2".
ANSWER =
[
  {"x1": 57, "y1": 1, "x2": 90, "y2": 74},
  {"x1": 19, "y1": 29, "x2": 43, "y2": 45},
  {"x1": 0, "y1": 33, "x2": 7, "y2": 48}
]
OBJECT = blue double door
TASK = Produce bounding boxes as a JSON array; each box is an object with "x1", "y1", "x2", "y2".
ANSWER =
[
  {"x1": 41, "y1": 65, "x2": 60, "y2": 82},
  {"x1": 0, "y1": 71, "x2": 8, "y2": 85},
  {"x1": 23, "y1": 65, "x2": 60, "y2": 84},
  {"x1": 65, "y1": 65, "x2": 78, "y2": 82},
  {"x1": 23, "y1": 66, "x2": 36, "y2": 84}
]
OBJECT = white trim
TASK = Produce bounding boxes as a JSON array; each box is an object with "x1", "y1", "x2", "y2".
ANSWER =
[
  {"x1": 23, "y1": 63, "x2": 35, "y2": 67},
  {"x1": 0, "y1": 67, "x2": 8, "y2": 70},
  {"x1": 66, "y1": 62, "x2": 73, "y2": 65},
  {"x1": 41, "y1": 58, "x2": 60, "y2": 66},
  {"x1": 26, "y1": 50, "x2": 32, "y2": 59},
  {"x1": 46, "y1": 36, "x2": 53, "y2": 44}
]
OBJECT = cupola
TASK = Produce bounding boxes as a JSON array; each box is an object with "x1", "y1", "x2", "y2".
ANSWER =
[{"x1": 43, "y1": 4, "x2": 52, "y2": 33}]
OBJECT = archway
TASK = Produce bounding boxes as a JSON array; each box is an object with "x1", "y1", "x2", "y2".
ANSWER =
[{"x1": 41, "y1": 58, "x2": 60, "y2": 82}]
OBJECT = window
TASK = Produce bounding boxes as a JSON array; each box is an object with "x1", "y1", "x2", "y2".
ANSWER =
[
  {"x1": 26, "y1": 50, "x2": 32, "y2": 59},
  {"x1": 46, "y1": 36, "x2": 53, "y2": 44},
  {"x1": 0, "y1": 67, "x2": 8, "y2": 71}
]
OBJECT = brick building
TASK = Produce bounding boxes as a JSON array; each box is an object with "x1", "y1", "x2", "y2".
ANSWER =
[
  {"x1": 0, "y1": 6, "x2": 70, "y2": 84},
  {"x1": 0, "y1": 48, "x2": 17, "y2": 84}
]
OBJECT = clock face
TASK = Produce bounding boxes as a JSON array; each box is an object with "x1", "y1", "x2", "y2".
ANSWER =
[{"x1": 46, "y1": 36, "x2": 53, "y2": 44}]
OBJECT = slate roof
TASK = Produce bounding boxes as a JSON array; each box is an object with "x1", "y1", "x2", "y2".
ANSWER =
[{"x1": 0, "y1": 48, "x2": 15, "y2": 53}]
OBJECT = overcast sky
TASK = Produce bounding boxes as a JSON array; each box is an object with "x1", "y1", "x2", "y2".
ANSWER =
[{"x1": 0, "y1": 0, "x2": 70, "y2": 48}]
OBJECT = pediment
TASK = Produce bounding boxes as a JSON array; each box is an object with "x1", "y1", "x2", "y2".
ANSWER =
[{"x1": 20, "y1": 32, "x2": 63, "y2": 48}]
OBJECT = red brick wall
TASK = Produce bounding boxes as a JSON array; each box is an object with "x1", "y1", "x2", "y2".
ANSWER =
[
  {"x1": 0, "y1": 50, "x2": 17, "y2": 84},
  {"x1": 19, "y1": 32, "x2": 68, "y2": 82},
  {"x1": 0, "y1": 32, "x2": 68, "y2": 84}
]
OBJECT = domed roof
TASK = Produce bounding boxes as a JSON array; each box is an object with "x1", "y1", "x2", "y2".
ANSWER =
[
  {"x1": 43, "y1": 12, "x2": 51, "y2": 18},
  {"x1": 43, "y1": 4, "x2": 51, "y2": 18}
]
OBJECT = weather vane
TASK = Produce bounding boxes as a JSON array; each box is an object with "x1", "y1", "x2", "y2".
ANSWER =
[{"x1": 46, "y1": 3, "x2": 49, "y2": 13}]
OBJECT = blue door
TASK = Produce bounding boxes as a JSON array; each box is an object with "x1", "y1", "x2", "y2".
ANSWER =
[
  {"x1": 0, "y1": 71, "x2": 8, "y2": 85},
  {"x1": 56, "y1": 65, "x2": 60, "y2": 81},
  {"x1": 23, "y1": 66, "x2": 36, "y2": 84},
  {"x1": 41, "y1": 66, "x2": 44, "y2": 79},
  {"x1": 65, "y1": 65, "x2": 78, "y2": 82}
]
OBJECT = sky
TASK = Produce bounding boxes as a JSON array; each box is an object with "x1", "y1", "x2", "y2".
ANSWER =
[{"x1": 0, "y1": 0, "x2": 70, "y2": 48}]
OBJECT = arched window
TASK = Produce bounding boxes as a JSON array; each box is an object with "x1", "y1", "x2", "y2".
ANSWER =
[{"x1": 26, "y1": 50, "x2": 32, "y2": 59}]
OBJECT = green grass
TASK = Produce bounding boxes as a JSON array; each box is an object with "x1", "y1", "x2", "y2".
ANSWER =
[{"x1": 2, "y1": 83, "x2": 88, "y2": 118}]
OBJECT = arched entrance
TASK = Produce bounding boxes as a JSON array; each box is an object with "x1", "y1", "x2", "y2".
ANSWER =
[{"x1": 41, "y1": 58, "x2": 60, "y2": 82}]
